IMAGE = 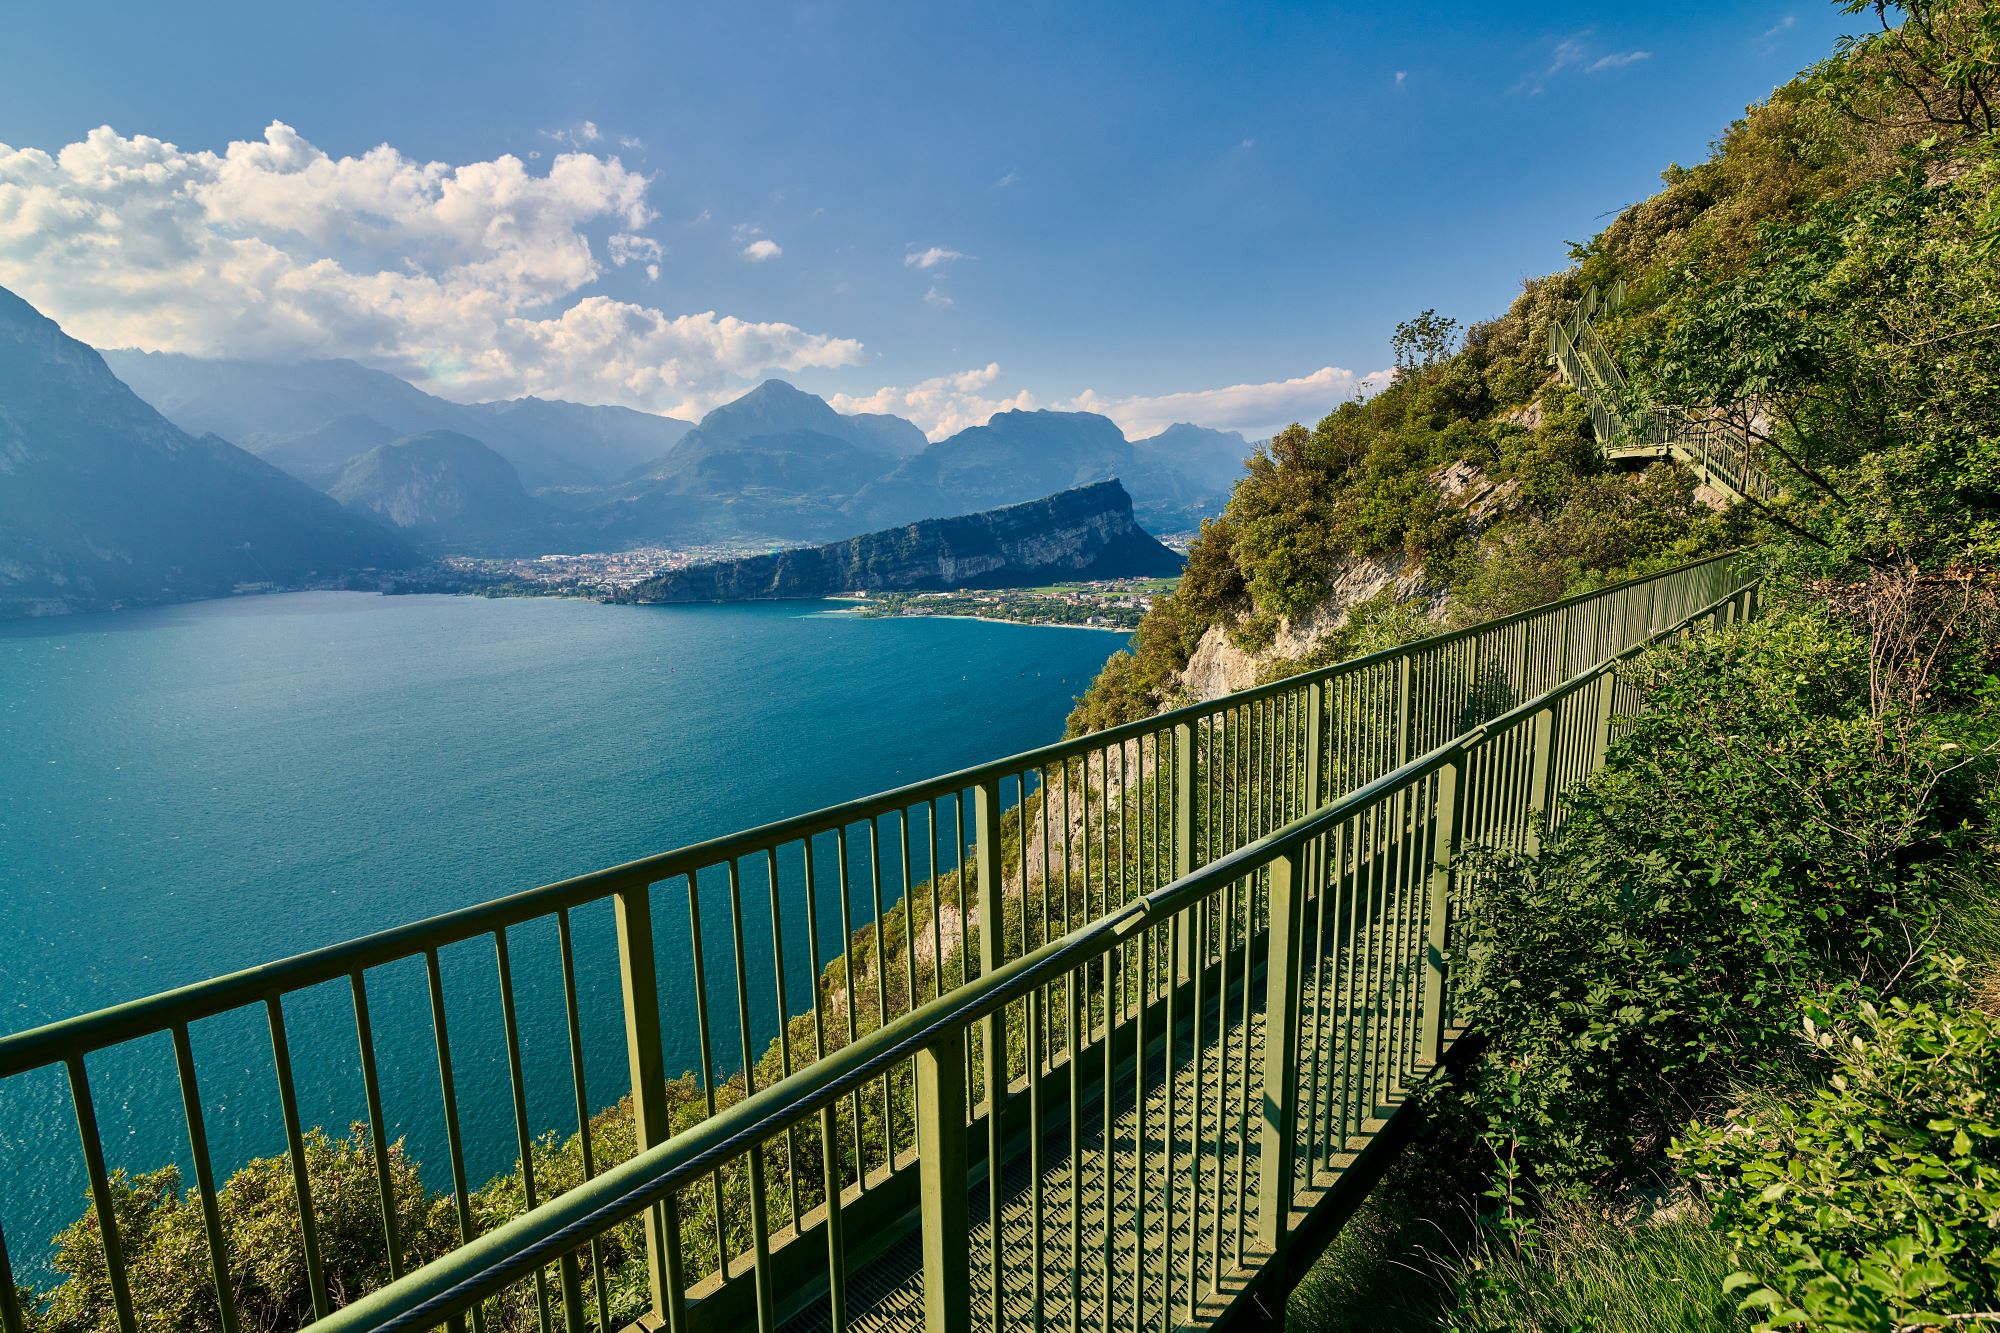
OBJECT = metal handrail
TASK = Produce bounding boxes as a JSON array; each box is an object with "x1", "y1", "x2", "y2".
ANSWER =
[
  {"x1": 0, "y1": 550, "x2": 1760, "y2": 1333},
  {"x1": 312, "y1": 573, "x2": 1763, "y2": 1333},
  {"x1": 1551, "y1": 289, "x2": 1778, "y2": 504},
  {"x1": 0, "y1": 551, "x2": 1748, "y2": 1080}
]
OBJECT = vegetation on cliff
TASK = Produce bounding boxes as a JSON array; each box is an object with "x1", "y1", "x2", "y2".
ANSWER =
[{"x1": 1277, "y1": 4, "x2": 2000, "y2": 1330}]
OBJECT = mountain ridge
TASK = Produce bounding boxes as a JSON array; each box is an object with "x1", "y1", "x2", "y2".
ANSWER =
[
  {"x1": 0, "y1": 286, "x2": 418, "y2": 620},
  {"x1": 624, "y1": 479, "x2": 1181, "y2": 603}
]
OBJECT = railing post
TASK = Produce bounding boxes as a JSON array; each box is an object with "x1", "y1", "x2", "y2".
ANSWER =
[
  {"x1": 917, "y1": 1028, "x2": 971, "y2": 1333},
  {"x1": 1526, "y1": 705, "x2": 1556, "y2": 855},
  {"x1": 973, "y1": 775, "x2": 1009, "y2": 1114},
  {"x1": 1590, "y1": 668, "x2": 1618, "y2": 771},
  {"x1": 1302, "y1": 679, "x2": 1325, "y2": 814},
  {"x1": 614, "y1": 884, "x2": 684, "y2": 1332},
  {"x1": 1395, "y1": 652, "x2": 1414, "y2": 767},
  {"x1": 1421, "y1": 758, "x2": 1461, "y2": 1066},
  {"x1": 1173, "y1": 718, "x2": 1196, "y2": 982},
  {"x1": 1256, "y1": 845, "x2": 1306, "y2": 1253}
]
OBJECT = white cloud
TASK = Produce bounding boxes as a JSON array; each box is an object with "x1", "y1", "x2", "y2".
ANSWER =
[
  {"x1": 1765, "y1": 15, "x2": 1796, "y2": 38},
  {"x1": 922, "y1": 285, "x2": 953, "y2": 309},
  {"x1": 831, "y1": 362, "x2": 1392, "y2": 444},
  {"x1": 1394, "y1": 70, "x2": 1407, "y2": 86},
  {"x1": 0, "y1": 121, "x2": 860, "y2": 413},
  {"x1": 831, "y1": 363, "x2": 1037, "y2": 440},
  {"x1": 1066, "y1": 365, "x2": 1393, "y2": 441},
  {"x1": 542, "y1": 121, "x2": 603, "y2": 149},
  {"x1": 1587, "y1": 50, "x2": 1650, "y2": 72},
  {"x1": 608, "y1": 233, "x2": 662, "y2": 266},
  {"x1": 904, "y1": 245, "x2": 964, "y2": 269},
  {"x1": 1547, "y1": 33, "x2": 1591, "y2": 76},
  {"x1": 741, "y1": 238, "x2": 782, "y2": 262},
  {"x1": 994, "y1": 168, "x2": 1020, "y2": 189}
]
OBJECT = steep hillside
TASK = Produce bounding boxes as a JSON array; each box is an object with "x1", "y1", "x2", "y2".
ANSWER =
[
  {"x1": 0, "y1": 287, "x2": 417, "y2": 619},
  {"x1": 625, "y1": 480, "x2": 1179, "y2": 602},
  {"x1": 328, "y1": 431, "x2": 554, "y2": 554},
  {"x1": 1067, "y1": 285, "x2": 1737, "y2": 732}
]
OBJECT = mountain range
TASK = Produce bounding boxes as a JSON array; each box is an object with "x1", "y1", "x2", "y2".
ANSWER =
[
  {"x1": 101, "y1": 350, "x2": 695, "y2": 491},
  {"x1": 0, "y1": 287, "x2": 417, "y2": 619},
  {"x1": 104, "y1": 349, "x2": 1251, "y2": 552},
  {"x1": 0, "y1": 280, "x2": 1258, "y2": 617}
]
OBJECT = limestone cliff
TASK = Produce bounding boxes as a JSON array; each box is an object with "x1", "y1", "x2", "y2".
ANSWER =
[
  {"x1": 625, "y1": 479, "x2": 1182, "y2": 603},
  {"x1": 1174, "y1": 460, "x2": 1518, "y2": 703}
]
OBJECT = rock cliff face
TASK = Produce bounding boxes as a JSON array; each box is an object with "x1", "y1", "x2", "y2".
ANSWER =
[
  {"x1": 627, "y1": 480, "x2": 1182, "y2": 603},
  {"x1": 1172, "y1": 460, "x2": 1520, "y2": 703}
]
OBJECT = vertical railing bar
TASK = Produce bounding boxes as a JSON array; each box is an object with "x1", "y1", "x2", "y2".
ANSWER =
[
  {"x1": 928, "y1": 799, "x2": 946, "y2": 1003},
  {"x1": 65, "y1": 1056, "x2": 138, "y2": 1333},
  {"x1": 899, "y1": 810, "x2": 921, "y2": 1149},
  {"x1": 868, "y1": 819, "x2": 896, "y2": 1167},
  {"x1": 424, "y1": 948, "x2": 483, "y2": 1333},
  {"x1": 835, "y1": 825, "x2": 865, "y2": 1188},
  {"x1": 725, "y1": 857, "x2": 776, "y2": 1331},
  {"x1": 555, "y1": 908, "x2": 613, "y2": 1331},
  {"x1": 493, "y1": 929, "x2": 554, "y2": 1333},
  {"x1": 1160, "y1": 909, "x2": 1179, "y2": 1332},
  {"x1": 683, "y1": 874, "x2": 731, "y2": 1284},
  {"x1": 763, "y1": 845, "x2": 805, "y2": 1233},
  {"x1": 916, "y1": 1027, "x2": 971, "y2": 1333},
  {"x1": 169, "y1": 1023, "x2": 240, "y2": 1333},
  {"x1": 1207, "y1": 873, "x2": 1230, "y2": 1293},
  {"x1": 348, "y1": 969, "x2": 405, "y2": 1281},
  {"x1": 266, "y1": 996, "x2": 332, "y2": 1321},
  {"x1": 0, "y1": 1214, "x2": 25, "y2": 1333},
  {"x1": 974, "y1": 775, "x2": 1006, "y2": 1333},
  {"x1": 1231, "y1": 867, "x2": 1255, "y2": 1268},
  {"x1": 1132, "y1": 916, "x2": 1151, "y2": 1333},
  {"x1": 1030, "y1": 971, "x2": 1048, "y2": 1333}
]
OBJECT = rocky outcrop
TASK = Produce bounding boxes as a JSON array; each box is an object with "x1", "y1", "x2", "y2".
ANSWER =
[
  {"x1": 625, "y1": 479, "x2": 1182, "y2": 603},
  {"x1": 1172, "y1": 460, "x2": 1519, "y2": 704}
]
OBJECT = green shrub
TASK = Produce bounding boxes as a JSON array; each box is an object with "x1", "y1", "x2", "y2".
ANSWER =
[
  {"x1": 1453, "y1": 611, "x2": 1954, "y2": 1195},
  {"x1": 1677, "y1": 988, "x2": 2000, "y2": 1331}
]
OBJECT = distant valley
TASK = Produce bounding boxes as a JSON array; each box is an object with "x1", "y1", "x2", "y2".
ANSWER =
[
  {"x1": 102, "y1": 338, "x2": 1251, "y2": 551},
  {"x1": 1, "y1": 281, "x2": 1254, "y2": 619}
]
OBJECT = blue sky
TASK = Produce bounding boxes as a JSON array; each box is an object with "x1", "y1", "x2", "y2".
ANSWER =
[{"x1": 0, "y1": 2, "x2": 1856, "y2": 438}]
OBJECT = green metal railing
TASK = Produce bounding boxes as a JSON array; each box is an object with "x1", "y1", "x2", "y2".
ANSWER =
[
  {"x1": 0, "y1": 553, "x2": 1760, "y2": 1333},
  {"x1": 1550, "y1": 289, "x2": 1778, "y2": 504}
]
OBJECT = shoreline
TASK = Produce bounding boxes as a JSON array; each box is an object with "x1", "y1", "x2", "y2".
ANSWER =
[{"x1": 827, "y1": 607, "x2": 1134, "y2": 633}]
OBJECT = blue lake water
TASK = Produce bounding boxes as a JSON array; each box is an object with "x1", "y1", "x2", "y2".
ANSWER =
[{"x1": 0, "y1": 591, "x2": 1125, "y2": 1277}]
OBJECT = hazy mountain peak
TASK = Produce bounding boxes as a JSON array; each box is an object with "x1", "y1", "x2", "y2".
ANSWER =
[{"x1": 0, "y1": 283, "x2": 416, "y2": 618}]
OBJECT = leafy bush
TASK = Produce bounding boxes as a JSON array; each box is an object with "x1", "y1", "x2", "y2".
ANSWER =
[
  {"x1": 1677, "y1": 988, "x2": 2000, "y2": 1331},
  {"x1": 1453, "y1": 611, "x2": 1955, "y2": 1195},
  {"x1": 28, "y1": 1126, "x2": 459, "y2": 1333}
]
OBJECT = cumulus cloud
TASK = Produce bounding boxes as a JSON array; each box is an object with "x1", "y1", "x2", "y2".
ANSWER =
[
  {"x1": 904, "y1": 246, "x2": 963, "y2": 269},
  {"x1": 831, "y1": 362, "x2": 1390, "y2": 444},
  {"x1": 831, "y1": 363, "x2": 1038, "y2": 440},
  {"x1": 0, "y1": 121, "x2": 860, "y2": 413},
  {"x1": 741, "y1": 238, "x2": 783, "y2": 261},
  {"x1": 1066, "y1": 365, "x2": 1393, "y2": 441},
  {"x1": 922, "y1": 285, "x2": 953, "y2": 309}
]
